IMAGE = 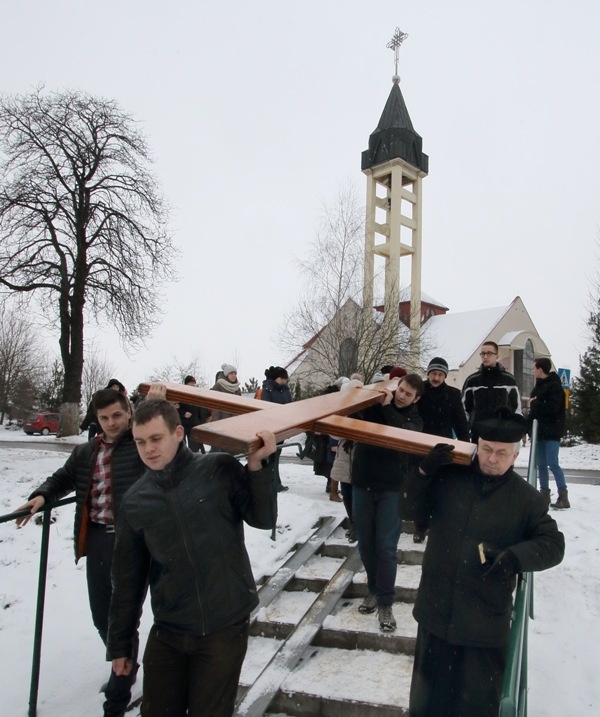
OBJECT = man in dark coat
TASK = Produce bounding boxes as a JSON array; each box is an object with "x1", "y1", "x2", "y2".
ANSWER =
[
  {"x1": 107, "y1": 391, "x2": 277, "y2": 717},
  {"x1": 401, "y1": 411, "x2": 565, "y2": 717},
  {"x1": 352, "y1": 373, "x2": 424, "y2": 632},
  {"x1": 529, "y1": 357, "x2": 569, "y2": 508},
  {"x1": 414, "y1": 356, "x2": 470, "y2": 542},
  {"x1": 178, "y1": 375, "x2": 210, "y2": 453},
  {"x1": 462, "y1": 341, "x2": 522, "y2": 442},
  {"x1": 15, "y1": 389, "x2": 144, "y2": 717}
]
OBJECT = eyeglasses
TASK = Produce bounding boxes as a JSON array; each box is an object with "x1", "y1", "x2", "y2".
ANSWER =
[{"x1": 480, "y1": 351, "x2": 498, "y2": 357}]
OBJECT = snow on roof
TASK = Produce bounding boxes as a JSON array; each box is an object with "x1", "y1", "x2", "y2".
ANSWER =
[
  {"x1": 421, "y1": 304, "x2": 509, "y2": 370},
  {"x1": 399, "y1": 287, "x2": 448, "y2": 309}
]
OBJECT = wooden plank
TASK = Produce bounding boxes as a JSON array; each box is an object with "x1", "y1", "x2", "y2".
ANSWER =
[
  {"x1": 234, "y1": 549, "x2": 364, "y2": 717},
  {"x1": 137, "y1": 381, "x2": 272, "y2": 414},
  {"x1": 315, "y1": 414, "x2": 476, "y2": 466},
  {"x1": 190, "y1": 383, "x2": 395, "y2": 454},
  {"x1": 250, "y1": 515, "x2": 346, "y2": 624}
]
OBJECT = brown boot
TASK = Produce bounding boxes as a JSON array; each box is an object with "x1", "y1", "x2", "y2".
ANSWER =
[
  {"x1": 551, "y1": 490, "x2": 570, "y2": 509},
  {"x1": 329, "y1": 480, "x2": 342, "y2": 502},
  {"x1": 540, "y1": 489, "x2": 551, "y2": 508}
]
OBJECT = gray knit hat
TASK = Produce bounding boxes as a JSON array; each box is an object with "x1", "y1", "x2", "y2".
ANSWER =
[
  {"x1": 221, "y1": 363, "x2": 237, "y2": 376},
  {"x1": 426, "y1": 357, "x2": 448, "y2": 376}
]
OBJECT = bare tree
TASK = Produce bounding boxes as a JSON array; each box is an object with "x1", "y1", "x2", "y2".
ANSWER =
[
  {"x1": 0, "y1": 89, "x2": 176, "y2": 434},
  {"x1": 0, "y1": 301, "x2": 45, "y2": 422},
  {"x1": 281, "y1": 184, "x2": 413, "y2": 391},
  {"x1": 150, "y1": 354, "x2": 207, "y2": 387},
  {"x1": 81, "y1": 348, "x2": 118, "y2": 408}
]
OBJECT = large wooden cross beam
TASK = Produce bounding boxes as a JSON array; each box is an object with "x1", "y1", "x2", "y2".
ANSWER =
[{"x1": 137, "y1": 380, "x2": 475, "y2": 465}]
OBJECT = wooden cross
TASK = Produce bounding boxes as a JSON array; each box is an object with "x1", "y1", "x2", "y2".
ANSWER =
[{"x1": 137, "y1": 380, "x2": 475, "y2": 465}]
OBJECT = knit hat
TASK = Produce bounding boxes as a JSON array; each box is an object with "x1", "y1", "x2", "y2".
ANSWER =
[
  {"x1": 389, "y1": 366, "x2": 407, "y2": 380},
  {"x1": 269, "y1": 366, "x2": 288, "y2": 380},
  {"x1": 426, "y1": 357, "x2": 449, "y2": 376},
  {"x1": 184, "y1": 375, "x2": 196, "y2": 385},
  {"x1": 221, "y1": 363, "x2": 237, "y2": 377},
  {"x1": 476, "y1": 408, "x2": 528, "y2": 443}
]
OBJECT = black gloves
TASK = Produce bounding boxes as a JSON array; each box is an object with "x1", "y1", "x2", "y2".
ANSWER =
[
  {"x1": 480, "y1": 543, "x2": 521, "y2": 579},
  {"x1": 419, "y1": 443, "x2": 455, "y2": 476}
]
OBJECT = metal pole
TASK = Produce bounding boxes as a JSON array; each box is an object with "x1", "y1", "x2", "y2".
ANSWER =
[{"x1": 28, "y1": 508, "x2": 53, "y2": 717}]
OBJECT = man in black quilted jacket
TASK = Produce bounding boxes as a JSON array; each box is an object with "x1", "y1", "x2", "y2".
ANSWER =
[
  {"x1": 15, "y1": 388, "x2": 144, "y2": 717},
  {"x1": 108, "y1": 391, "x2": 277, "y2": 717}
]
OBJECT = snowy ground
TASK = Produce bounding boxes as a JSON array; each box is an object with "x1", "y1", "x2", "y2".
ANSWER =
[{"x1": 0, "y1": 432, "x2": 598, "y2": 715}]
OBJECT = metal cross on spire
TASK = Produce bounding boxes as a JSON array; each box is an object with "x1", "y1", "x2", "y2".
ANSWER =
[{"x1": 386, "y1": 27, "x2": 408, "y2": 78}]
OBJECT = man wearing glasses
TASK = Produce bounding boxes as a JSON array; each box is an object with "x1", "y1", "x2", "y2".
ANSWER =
[{"x1": 462, "y1": 341, "x2": 521, "y2": 442}]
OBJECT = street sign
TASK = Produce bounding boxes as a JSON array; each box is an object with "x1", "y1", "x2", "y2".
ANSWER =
[{"x1": 557, "y1": 368, "x2": 571, "y2": 389}]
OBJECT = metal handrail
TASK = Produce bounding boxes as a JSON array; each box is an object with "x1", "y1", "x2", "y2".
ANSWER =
[
  {"x1": 1, "y1": 497, "x2": 76, "y2": 717},
  {"x1": 499, "y1": 419, "x2": 538, "y2": 716}
]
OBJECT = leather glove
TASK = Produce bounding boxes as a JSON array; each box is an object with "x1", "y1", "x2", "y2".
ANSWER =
[
  {"x1": 419, "y1": 443, "x2": 455, "y2": 476},
  {"x1": 481, "y1": 544, "x2": 521, "y2": 579}
]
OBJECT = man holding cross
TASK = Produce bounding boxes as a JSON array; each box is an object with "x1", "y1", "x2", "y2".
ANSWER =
[
  {"x1": 107, "y1": 390, "x2": 277, "y2": 717},
  {"x1": 351, "y1": 373, "x2": 424, "y2": 632}
]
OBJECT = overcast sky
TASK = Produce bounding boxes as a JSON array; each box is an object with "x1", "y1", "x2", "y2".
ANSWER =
[{"x1": 3, "y1": 1, "x2": 599, "y2": 390}]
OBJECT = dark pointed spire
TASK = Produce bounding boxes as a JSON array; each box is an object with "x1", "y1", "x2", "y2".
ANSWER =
[{"x1": 361, "y1": 78, "x2": 428, "y2": 173}]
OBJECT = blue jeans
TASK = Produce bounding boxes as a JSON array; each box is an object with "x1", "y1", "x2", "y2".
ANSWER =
[
  {"x1": 537, "y1": 440, "x2": 567, "y2": 492},
  {"x1": 353, "y1": 486, "x2": 402, "y2": 606}
]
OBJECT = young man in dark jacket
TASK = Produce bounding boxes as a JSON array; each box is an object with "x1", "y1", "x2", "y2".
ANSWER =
[
  {"x1": 352, "y1": 373, "x2": 424, "y2": 632},
  {"x1": 16, "y1": 389, "x2": 144, "y2": 717},
  {"x1": 402, "y1": 411, "x2": 565, "y2": 717},
  {"x1": 529, "y1": 357, "x2": 569, "y2": 508},
  {"x1": 462, "y1": 341, "x2": 522, "y2": 442},
  {"x1": 108, "y1": 391, "x2": 277, "y2": 717}
]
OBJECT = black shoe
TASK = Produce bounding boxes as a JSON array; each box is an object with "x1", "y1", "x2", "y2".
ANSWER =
[
  {"x1": 378, "y1": 605, "x2": 397, "y2": 632},
  {"x1": 413, "y1": 531, "x2": 426, "y2": 544},
  {"x1": 358, "y1": 593, "x2": 377, "y2": 614},
  {"x1": 277, "y1": 485, "x2": 289, "y2": 492}
]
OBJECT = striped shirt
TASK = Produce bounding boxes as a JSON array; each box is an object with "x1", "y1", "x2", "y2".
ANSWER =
[{"x1": 89, "y1": 439, "x2": 115, "y2": 524}]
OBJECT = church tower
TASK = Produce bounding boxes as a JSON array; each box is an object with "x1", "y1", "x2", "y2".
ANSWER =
[{"x1": 361, "y1": 29, "x2": 428, "y2": 365}]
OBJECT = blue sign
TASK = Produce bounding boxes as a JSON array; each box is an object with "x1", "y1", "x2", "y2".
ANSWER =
[{"x1": 557, "y1": 368, "x2": 571, "y2": 389}]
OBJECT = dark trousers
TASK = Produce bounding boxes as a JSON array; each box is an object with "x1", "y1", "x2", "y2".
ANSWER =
[
  {"x1": 341, "y1": 482, "x2": 353, "y2": 523},
  {"x1": 352, "y1": 487, "x2": 402, "y2": 606},
  {"x1": 86, "y1": 525, "x2": 139, "y2": 717},
  {"x1": 141, "y1": 620, "x2": 250, "y2": 717},
  {"x1": 409, "y1": 626, "x2": 506, "y2": 717},
  {"x1": 184, "y1": 426, "x2": 205, "y2": 454}
]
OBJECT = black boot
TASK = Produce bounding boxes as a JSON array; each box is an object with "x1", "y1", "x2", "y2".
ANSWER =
[
  {"x1": 540, "y1": 488, "x2": 551, "y2": 508},
  {"x1": 551, "y1": 490, "x2": 570, "y2": 509}
]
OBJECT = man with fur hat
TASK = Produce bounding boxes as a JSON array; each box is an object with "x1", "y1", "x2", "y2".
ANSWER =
[
  {"x1": 402, "y1": 410, "x2": 565, "y2": 717},
  {"x1": 261, "y1": 366, "x2": 292, "y2": 491}
]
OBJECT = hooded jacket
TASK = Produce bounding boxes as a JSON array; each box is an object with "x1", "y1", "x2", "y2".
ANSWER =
[
  {"x1": 529, "y1": 371, "x2": 566, "y2": 441},
  {"x1": 107, "y1": 446, "x2": 276, "y2": 659},
  {"x1": 261, "y1": 378, "x2": 292, "y2": 405}
]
